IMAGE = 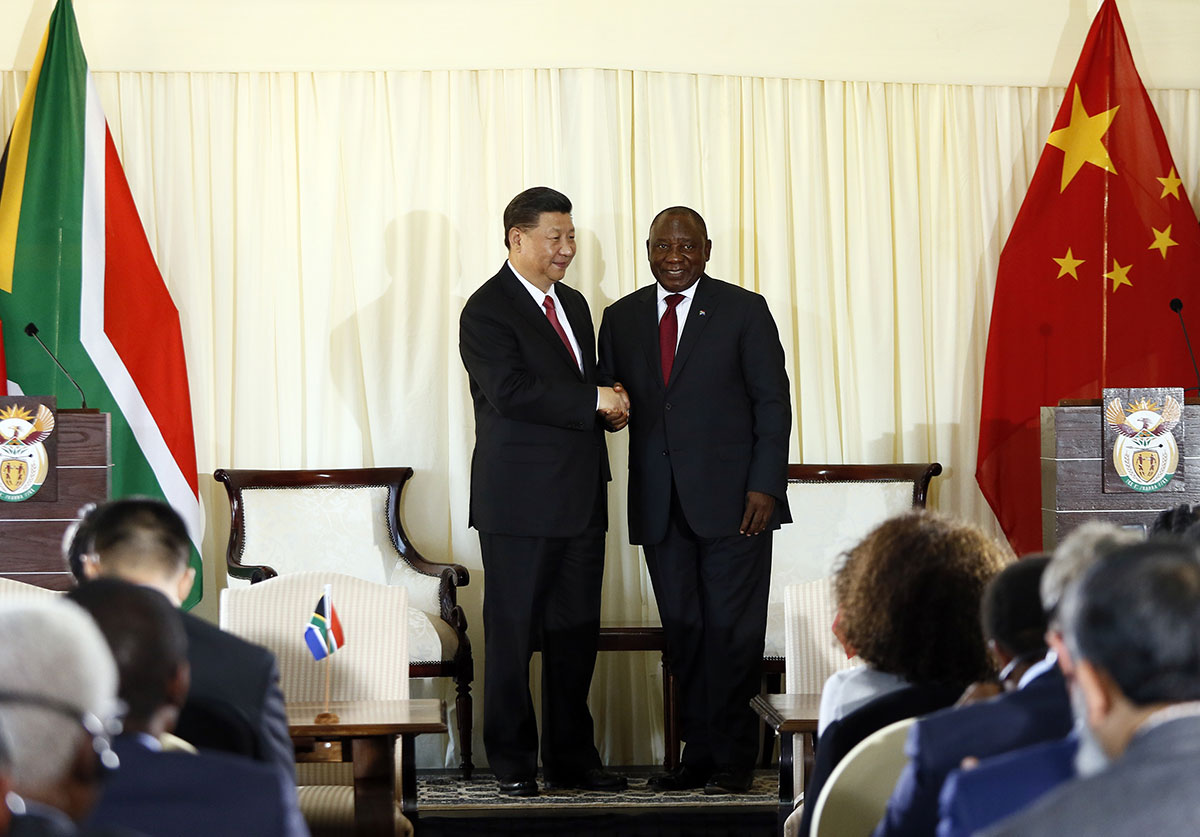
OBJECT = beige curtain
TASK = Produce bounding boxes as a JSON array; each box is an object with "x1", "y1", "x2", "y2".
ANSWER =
[{"x1": 1, "y1": 69, "x2": 1197, "y2": 767}]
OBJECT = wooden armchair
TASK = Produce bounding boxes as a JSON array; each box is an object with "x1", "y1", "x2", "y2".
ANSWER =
[
  {"x1": 764, "y1": 463, "x2": 942, "y2": 674},
  {"x1": 213, "y1": 467, "x2": 474, "y2": 778}
]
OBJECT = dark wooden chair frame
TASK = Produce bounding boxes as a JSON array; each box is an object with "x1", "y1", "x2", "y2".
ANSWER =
[
  {"x1": 214, "y1": 466, "x2": 475, "y2": 778},
  {"x1": 758, "y1": 462, "x2": 942, "y2": 777}
]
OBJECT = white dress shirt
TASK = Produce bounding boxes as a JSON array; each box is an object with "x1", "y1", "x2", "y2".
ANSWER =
[{"x1": 508, "y1": 260, "x2": 583, "y2": 372}]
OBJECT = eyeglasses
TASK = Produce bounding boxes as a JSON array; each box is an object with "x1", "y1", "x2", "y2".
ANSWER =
[{"x1": 0, "y1": 691, "x2": 123, "y2": 772}]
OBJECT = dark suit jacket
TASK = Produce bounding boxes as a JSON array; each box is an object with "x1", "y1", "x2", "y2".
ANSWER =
[
  {"x1": 798, "y1": 681, "x2": 965, "y2": 837},
  {"x1": 597, "y1": 275, "x2": 791, "y2": 543},
  {"x1": 873, "y1": 665, "x2": 1073, "y2": 837},
  {"x1": 460, "y1": 264, "x2": 609, "y2": 538},
  {"x1": 174, "y1": 613, "x2": 294, "y2": 781},
  {"x1": 85, "y1": 737, "x2": 308, "y2": 837},
  {"x1": 937, "y1": 733, "x2": 1076, "y2": 837},
  {"x1": 981, "y1": 716, "x2": 1200, "y2": 837}
]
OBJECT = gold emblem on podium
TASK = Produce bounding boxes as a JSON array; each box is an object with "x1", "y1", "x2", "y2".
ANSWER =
[
  {"x1": 1105, "y1": 395, "x2": 1181, "y2": 492},
  {"x1": 0, "y1": 404, "x2": 55, "y2": 502}
]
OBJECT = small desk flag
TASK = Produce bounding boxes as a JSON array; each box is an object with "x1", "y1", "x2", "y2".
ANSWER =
[{"x1": 304, "y1": 585, "x2": 345, "y2": 661}]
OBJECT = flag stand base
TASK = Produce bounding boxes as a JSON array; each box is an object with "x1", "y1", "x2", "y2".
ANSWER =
[{"x1": 314, "y1": 712, "x2": 339, "y2": 724}]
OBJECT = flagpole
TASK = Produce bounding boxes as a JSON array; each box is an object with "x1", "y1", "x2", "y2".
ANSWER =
[{"x1": 315, "y1": 583, "x2": 339, "y2": 724}]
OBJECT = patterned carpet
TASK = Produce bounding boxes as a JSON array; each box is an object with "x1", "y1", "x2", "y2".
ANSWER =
[{"x1": 419, "y1": 770, "x2": 778, "y2": 812}]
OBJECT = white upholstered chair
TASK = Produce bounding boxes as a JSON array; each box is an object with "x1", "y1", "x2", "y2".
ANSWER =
[
  {"x1": 807, "y1": 717, "x2": 915, "y2": 837},
  {"x1": 214, "y1": 467, "x2": 473, "y2": 777},
  {"x1": 220, "y1": 571, "x2": 413, "y2": 836},
  {"x1": 0, "y1": 576, "x2": 62, "y2": 600},
  {"x1": 764, "y1": 464, "x2": 942, "y2": 665}
]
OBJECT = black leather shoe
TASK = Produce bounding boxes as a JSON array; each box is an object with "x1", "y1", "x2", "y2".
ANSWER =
[
  {"x1": 497, "y1": 778, "x2": 539, "y2": 797},
  {"x1": 647, "y1": 764, "x2": 711, "y2": 791},
  {"x1": 704, "y1": 770, "x2": 754, "y2": 795},
  {"x1": 543, "y1": 767, "x2": 628, "y2": 792}
]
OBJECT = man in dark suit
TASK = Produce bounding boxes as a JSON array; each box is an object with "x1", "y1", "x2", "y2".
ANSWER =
[
  {"x1": 67, "y1": 499, "x2": 295, "y2": 783},
  {"x1": 459, "y1": 186, "x2": 629, "y2": 797},
  {"x1": 68, "y1": 578, "x2": 307, "y2": 837},
  {"x1": 983, "y1": 540, "x2": 1200, "y2": 837},
  {"x1": 597, "y1": 206, "x2": 792, "y2": 794}
]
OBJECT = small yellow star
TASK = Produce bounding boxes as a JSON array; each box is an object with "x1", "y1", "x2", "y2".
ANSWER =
[
  {"x1": 1105, "y1": 259, "x2": 1133, "y2": 291},
  {"x1": 1046, "y1": 85, "x2": 1119, "y2": 192},
  {"x1": 1149, "y1": 225, "x2": 1178, "y2": 259},
  {"x1": 1053, "y1": 247, "x2": 1085, "y2": 279},
  {"x1": 1158, "y1": 167, "x2": 1183, "y2": 199}
]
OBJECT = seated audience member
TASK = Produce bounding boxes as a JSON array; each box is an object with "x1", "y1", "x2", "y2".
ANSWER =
[
  {"x1": 0, "y1": 599, "x2": 122, "y2": 835},
  {"x1": 68, "y1": 499, "x2": 293, "y2": 779},
  {"x1": 955, "y1": 554, "x2": 1051, "y2": 706},
  {"x1": 795, "y1": 513, "x2": 1007, "y2": 837},
  {"x1": 68, "y1": 578, "x2": 307, "y2": 837},
  {"x1": 819, "y1": 511, "x2": 1009, "y2": 735},
  {"x1": 874, "y1": 520, "x2": 1139, "y2": 837},
  {"x1": 982, "y1": 539, "x2": 1200, "y2": 836}
]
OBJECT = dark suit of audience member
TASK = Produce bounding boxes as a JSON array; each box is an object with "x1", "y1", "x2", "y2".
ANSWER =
[
  {"x1": 983, "y1": 541, "x2": 1200, "y2": 837},
  {"x1": 598, "y1": 207, "x2": 790, "y2": 793},
  {"x1": 174, "y1": 613, "x2": 293, "y2": 778},
  {"x1": 459, "y1": 188, "x2": 629, "y2": 795},
  {"x1": 86, "y1": 735, "x2": 302, "y2": 837},
  {"x1": 937, "y1": 734, "x2": 1077, "y2": 837},
  {"x1": 67, "y1": 578, "x2": 308, "y2": 837},
  {"x1": 798, "y1": 682, "x2": 964, "y2": 837},
  {"x1": 872, "y1": 662, "x2": 1072, "y2": 836}
]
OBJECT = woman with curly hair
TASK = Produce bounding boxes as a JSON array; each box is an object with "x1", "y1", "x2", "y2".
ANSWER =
[{"x1": 818, "y1": 510, "x2": 1011, "y2": 735}]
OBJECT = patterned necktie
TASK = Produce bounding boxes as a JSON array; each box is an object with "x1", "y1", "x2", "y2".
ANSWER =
[
  {"x1": 659, "y1": 293, "x2": 685, "y2": 383},
  {"x1": 543, "y1": 295, "x2": 579, "y2": 369}
]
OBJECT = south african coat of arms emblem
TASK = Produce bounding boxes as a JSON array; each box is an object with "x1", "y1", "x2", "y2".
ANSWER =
[
  {"x1": 1105, "y1": 395, "x2": 1181, "y2": 492},
  {"x1": 0, "y1": 403, "x2": 55, "y2": 502}
]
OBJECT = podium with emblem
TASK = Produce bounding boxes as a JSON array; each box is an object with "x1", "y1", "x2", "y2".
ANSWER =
[
  {"x1": 0, "y1": 398, "x2": 109, "y2": 590},
  {"x1": 1042, "y1": 387, "x2": 1196, "y2": 548}
]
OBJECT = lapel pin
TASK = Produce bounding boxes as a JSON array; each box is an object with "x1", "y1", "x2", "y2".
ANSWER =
[{"x1": 697, "y1": 310, "x2": 707, "y2": 317}]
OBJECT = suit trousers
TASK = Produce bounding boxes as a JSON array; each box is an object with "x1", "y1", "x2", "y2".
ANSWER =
[
  {"x1": 645, "y1": 490, "x2": 772, "y2": 774},
  {"x1": 478, "y1": 499, "x2": 606, "y2": 781}
]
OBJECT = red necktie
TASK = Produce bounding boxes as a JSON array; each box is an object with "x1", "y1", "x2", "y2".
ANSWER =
[
  {"x1": 543, "y1": 295, "x2": 579, "y2": 369},
  {"x1": 659, "y1": 293, "x2": 685, "y2": 383}
]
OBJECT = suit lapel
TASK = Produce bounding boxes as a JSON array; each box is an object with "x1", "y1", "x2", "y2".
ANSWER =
[
  {"x1": 499, "y1": 267, "x2": 583, "y2": 378},
  {"x1": 558, "y1": 286, "x2": 593, "y2": 381},
  {"x1": 634, "y1": 287, "x2": 664, "y2": 389},
  {"x1": 667, "y1": 275, "x2": 716, "y2": 387}
]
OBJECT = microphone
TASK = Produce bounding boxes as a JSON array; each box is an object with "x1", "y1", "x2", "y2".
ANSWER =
[
  {"x1": 24, "y1": 322, "x2": 88, "y2": 409},
  {"x1": 1169, "y1": 299, "x2": 1200, "y2": 395}
]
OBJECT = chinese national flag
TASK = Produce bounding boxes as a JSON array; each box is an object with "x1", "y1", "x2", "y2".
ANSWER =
[{"x1": 977, "y1": 0, "x2": 1200, "y2": 554}]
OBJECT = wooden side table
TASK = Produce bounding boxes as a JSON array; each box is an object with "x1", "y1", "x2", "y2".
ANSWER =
[{"x1": 753, "y1": 692, "x2": 822, "y2": 837}]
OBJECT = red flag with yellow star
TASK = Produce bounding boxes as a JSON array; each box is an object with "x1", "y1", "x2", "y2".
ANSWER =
[{"x1": 977, "y1": 0, "x2": 1200, "y2": 554}]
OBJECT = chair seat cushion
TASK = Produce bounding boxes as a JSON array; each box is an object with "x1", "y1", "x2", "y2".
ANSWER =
[{"x1": 409, "y1": 606, "x2": 458, "y2": 665}]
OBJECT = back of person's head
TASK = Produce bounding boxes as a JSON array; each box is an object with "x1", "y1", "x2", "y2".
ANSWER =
[
  {"x1": 834, "y1": 510, "x2": 1010, "y2": 685},
  {"x1": 67, "y1": 578, "x2": 188, "y2": 732},
  {"x1": 72, "y1": 498, "x2": 193, "y2": 603},
  {"x1": 1041, "y1": 520, "x2": 1142, "y2": 618},
  {"x1": 1063, "y1": 539, "x2": 1200, "y2": 706},
  {"x1": 982, "y1": 555, "x2": 1051, "y2": 660},
  {"x1": 0, "y1": 598, "x2": 118, "y2": 819},
  {"x1": 63, "y1": 502, "x2": 100, "y2": 583},
  {"x1": 1149, "y1": 503, "x2": 1200, "y2": 538}
]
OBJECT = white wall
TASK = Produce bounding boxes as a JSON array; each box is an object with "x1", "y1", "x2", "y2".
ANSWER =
[{"x1": 1, "y1": 0, "x2": 1198, "y2": 88}]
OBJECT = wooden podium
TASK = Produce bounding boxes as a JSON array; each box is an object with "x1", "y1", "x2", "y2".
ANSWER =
[
  {"x1": 1042, "y1": 400, "x2": 1199, "y2": 549},
  {"x1": 0, "y1": 410, "x2": 109, "y2": 590}
]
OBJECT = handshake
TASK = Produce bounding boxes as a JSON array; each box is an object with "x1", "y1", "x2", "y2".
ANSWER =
[{"x1": 597, "y1": 383, "x2": 631, "y2": 431}]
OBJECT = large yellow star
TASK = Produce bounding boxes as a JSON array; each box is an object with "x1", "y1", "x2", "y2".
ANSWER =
[
  {"x1": 1158, "y1": 167, "x2": 1183, "y2": 199},
  {"x1": 1149, "y1": 225, "x2": 1178, "y2": 259},
  {"x1": 1053, "y1": 247, "x2": 1085, "y2": 279},
  {"x1": 1105, "y1": 259, "x2": 1133, "y2": 291},
  {"x1": 1046, "y1": 85, "x2": 1119, "y2": 192}
]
